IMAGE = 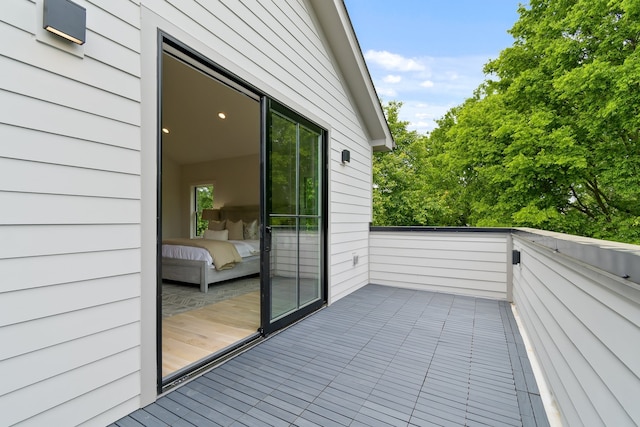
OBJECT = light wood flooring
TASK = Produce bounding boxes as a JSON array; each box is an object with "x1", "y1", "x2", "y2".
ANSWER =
[{"x1": 162, "y1": 290, "x2": 260, "y2": 377}]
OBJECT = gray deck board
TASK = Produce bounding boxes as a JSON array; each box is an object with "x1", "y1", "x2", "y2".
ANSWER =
[{"x1": 115, "y1": 284, "x2": 550, "y2": 426}]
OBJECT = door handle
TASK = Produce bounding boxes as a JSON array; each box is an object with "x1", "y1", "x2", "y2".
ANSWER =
[{"x1": 264, "y1": 225, "x2": 272, "y2": 252}]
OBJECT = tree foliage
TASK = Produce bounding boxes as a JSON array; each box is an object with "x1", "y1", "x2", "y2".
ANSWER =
[
  {"x1": 373, "y1": 101, "x2": 425, "y2": 225},
  {"x1": 195, "y1": 185, "x2": 213, "y2": 235},
  {"x1": 373, "y1": 0, "x2": 640, "y2": 244}
]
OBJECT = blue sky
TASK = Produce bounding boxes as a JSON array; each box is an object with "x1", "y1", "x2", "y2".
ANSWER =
[{"x1": 344, "y1": 0, "x2": 524, "y2": 134}]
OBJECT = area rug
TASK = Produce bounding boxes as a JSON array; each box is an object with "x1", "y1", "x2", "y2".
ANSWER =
[{"x1": 162, "y1": 276, "x2": 260, "y2": 318}]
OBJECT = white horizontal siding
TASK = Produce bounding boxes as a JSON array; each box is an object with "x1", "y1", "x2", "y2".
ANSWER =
[
  {"x1": 88, "y1": 0, "x2": 142, "y2": 28},
  {"x1": 0, "y1": 124, "x2": 140, "y2": 174},
  {"x1": 513, "y1": 236, "x2": 640, "y2": 426},
  {"x1": 0, "y1": 1, "x2": 36, "y2": 34},
  {"x1": 84, "y1": 1, "x2": 141, "y2": 53},
  {"x1": 0, "y1": 297, "x2": 140, "y2": 363},
  {"x1": 331, "y1": 263, "x2": 370, "y2": 302},
  {"x1": 0, "y1": 348, "x2": 141, "y2": 427},
  {"x1": 0, "y1": 0, "x2": 143, "y2": 425},
  {"x1": 330, "y1": 225, "x2": 369, "y2": 295},
  {"x1": 0, "y1": 275, "x2": 140, "y2": 327},
  {"x1": 0, "y1": 55, "x2": 139, "y2": 125},
  {"x1": 369, "y1": 231, "x2": 509, "y2": 299},
  {"x1": 0, "y1": 193, "x2": 140, "y2": 225},
  {"x1": 0, "y1": 322, "x2": 140, "y2": 397},
  {"x1": 0, "y1": 158, "x2": 139, "y2": 198},
  {"x1": 330, "y1": 189, "x2": 371, "y2": 209},
  {"x1": 22, "y1": 375, "x2": 142, "y2": 427},
  {"x1": 85, "y1": 28, "x2": 141, "y2": 76},
  {"x1": 0, "y1": 224, "x2": 140, "y2": 258},
  {"x1": 0, "y1": 89, "x2": 139, "y2": 149},
  {"x1": 0, "y1": 13, "x2": 140, "y2": 101},
  {"x1": 0, "y1": 249, "x2": 140, "y2": 293},
  {"x1": 0, "y1": 300, "x2": 141, "y2": 425}
]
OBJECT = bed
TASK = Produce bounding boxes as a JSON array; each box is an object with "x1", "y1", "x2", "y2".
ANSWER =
[{"x1": 161, "y1": 205, "x2": 261, "y2": 293}]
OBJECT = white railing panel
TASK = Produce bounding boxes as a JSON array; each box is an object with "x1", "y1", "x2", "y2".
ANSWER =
[
  {"x1": 513, "y1": 231, "x2": 640, "y2": 427},
  {"x1": 369, "y1": 229, "x2": 509, "y2": 299}
]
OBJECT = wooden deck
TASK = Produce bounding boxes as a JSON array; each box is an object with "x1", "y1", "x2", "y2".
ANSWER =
[
  {"x1": 112, "y1": 285, "x2": 550, "y2": 426},
  {"x1": 162, "y1": 290, "x2": 260, "y2": 377}
]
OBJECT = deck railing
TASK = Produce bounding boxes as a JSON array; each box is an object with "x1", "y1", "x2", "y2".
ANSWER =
[{"x1": 369, "y1": 226, "x2": 640, "y2": 427}]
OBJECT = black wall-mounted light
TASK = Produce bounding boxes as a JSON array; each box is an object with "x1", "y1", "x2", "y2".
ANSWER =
[
  {"x1": 512, "y1": 250, "x2": 521, "y2": 265},
  {"x1": 341, "y1": 149, "x2": 350, "y2": 164},
  {"x1": 43, "y1": 0, "x2": 86, "y2": 45}
]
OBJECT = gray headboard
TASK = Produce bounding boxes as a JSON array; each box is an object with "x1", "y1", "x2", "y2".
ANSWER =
[{"x1": 219, "y1": 205, "x2": 260, "y2": 223}]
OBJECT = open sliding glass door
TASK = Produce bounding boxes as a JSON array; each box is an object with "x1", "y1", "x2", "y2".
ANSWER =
[{"x1": 261, "y1": 99, "x2": 326, "y2": 334}]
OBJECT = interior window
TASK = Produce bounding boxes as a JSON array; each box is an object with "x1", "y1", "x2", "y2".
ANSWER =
[{"x1": 194, "y1": 184, "x2": 214, "y2": 236}]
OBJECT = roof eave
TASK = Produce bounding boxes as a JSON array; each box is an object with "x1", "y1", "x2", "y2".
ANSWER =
[{"x1": 309, "y1": 0, "x2": 394, "y2": 152}]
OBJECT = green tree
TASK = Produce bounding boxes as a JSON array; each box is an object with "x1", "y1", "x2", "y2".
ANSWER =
[
  {"x1": 373, "y1": 101, "x2": 427, "y2": 225},
  {"x1": 373, "y1": 101, "x2": 471, "y2": 226},
  {"x1": 480, "y1": 0, "x2": 640, "y2": 242},
  {"x1": 379, "y1": 0, "x2": 640, "y2": 243},
  {"x1": 196, "y1": 185, "x2": 213, "y2": 235}
]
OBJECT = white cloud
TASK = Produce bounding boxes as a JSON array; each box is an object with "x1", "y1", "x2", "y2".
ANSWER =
[
  {"x1": 368, "y1": 53, "x2": 489, "y2": 100},
  {"x1": 364, "y1": 50, "x2": 425, "y2": 72},
  {"x1": 376, "y1": 87, "x2": 398, "y2": 97},
  {"x1": 364, "y1": 51, "x2": 494, "y2": 131},
  {"x1": 383, "y1": 74, "x2": 402, "y2": 84},
  {"x1": 446, "y1": 71, "x2": 460, "y2": 80},
  {"x1": 409, "y1": 121, "x2": 435, "y2": 133},
  {"x1": 398, "y1": 100, "x2": 461, "y2": 134}
]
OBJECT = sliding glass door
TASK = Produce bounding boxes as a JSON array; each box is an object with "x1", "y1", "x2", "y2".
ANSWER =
[{"x1": 262, "y1": 99, "x2": 326, "y2": 333}]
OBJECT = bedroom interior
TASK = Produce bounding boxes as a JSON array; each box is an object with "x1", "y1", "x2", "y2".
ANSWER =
[{"x1": 160, "y1": 50, "x2": 262, "y2": 377}]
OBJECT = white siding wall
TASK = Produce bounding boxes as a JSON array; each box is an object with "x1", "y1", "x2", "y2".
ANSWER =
[
  {"x1": 369, "y1": 230, "x2": 509, "y2": 299},
  {"x1": 140, "y1": 0, "x2": 374, "y2": 305},
  {"x1": 512, "y1": 236, "x2": 640, "y2": 426},
  {"x1": 1, "y1": 0, "x2": 378, "y2": 424},
  {"x1": 0, "y1": 1, "x2": 143, "y2": 425}
]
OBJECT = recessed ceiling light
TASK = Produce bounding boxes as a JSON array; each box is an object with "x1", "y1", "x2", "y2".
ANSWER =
[
  {"x1": 218, "y1": 112, "x2": 226, "y2": 119},
  {"x1": 162, "y1": 127, "x2": 170, "y2": 134}
]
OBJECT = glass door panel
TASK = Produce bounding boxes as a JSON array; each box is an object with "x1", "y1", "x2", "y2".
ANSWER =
[
  {"x1": 263, "y1": 100, "x2": 325, "y2": 331},
  {"x1": 270, "y1": 113, "x2": 297, "y2": 216},
  {"x1": 299, "y1": 217, "x2": 321, "y2": 307},
  {"x1": 270, "y1": 216, "x2": 298, "y2": 319},
  {"x1": 299, "y1": 125, "x2": 320, "y2": 216}
]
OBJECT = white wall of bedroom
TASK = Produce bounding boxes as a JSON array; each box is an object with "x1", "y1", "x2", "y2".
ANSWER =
[
  {"x1": 161, "y1": 156, "x2": 181, "y2": 237},
  {"x1": 161, "y1": 154, "x2": 259, "y2": 238}
]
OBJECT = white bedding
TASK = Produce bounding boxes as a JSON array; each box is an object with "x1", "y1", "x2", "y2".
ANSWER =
[{"x1": 162, "y1": 239, "x2": 259, "y2": 267}]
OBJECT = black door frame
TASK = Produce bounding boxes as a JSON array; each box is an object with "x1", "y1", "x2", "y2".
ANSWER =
[
  {"x1": 260, "y1": 99, "x2": 328, "y2": 335},
  {"x1": 156, "y1": 33, "x2": 328, "y2": 392}
]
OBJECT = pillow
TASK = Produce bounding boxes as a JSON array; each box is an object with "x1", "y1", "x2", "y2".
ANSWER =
[
  {"x1": 207, "y1": 219, "x2": 226, "y2": 231},
  {"x1": 203, "y1": 229, "x2": 228, "y2": 240},
  {"x1": 243, "y1": 219, "x2": 258, "y2": 240},
  {"x1": 226, "y1": 219, "x2": 244, "y2": 240}
]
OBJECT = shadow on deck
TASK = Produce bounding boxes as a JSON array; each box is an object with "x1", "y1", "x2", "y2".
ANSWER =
[{"x1": 114, "y1": 284, "x2": 550, "y2": 426}]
